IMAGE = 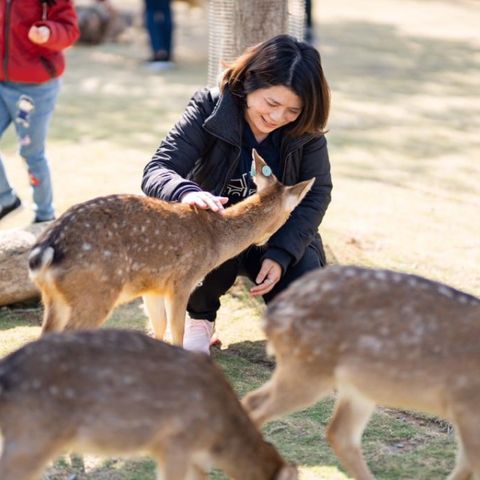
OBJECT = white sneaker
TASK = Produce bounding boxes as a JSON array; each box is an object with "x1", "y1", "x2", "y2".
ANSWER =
[{"x1": 183, "y1": 318, "x2": 214, "y2": 355}]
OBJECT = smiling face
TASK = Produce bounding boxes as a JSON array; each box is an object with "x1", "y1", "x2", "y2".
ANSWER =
[{"x1": 244, "y1": 85, "x2": 303, "y2": 142}]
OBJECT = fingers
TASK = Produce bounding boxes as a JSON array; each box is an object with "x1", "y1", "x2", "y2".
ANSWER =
[
  {"x1": 181, "y1": 192, "x2": 229, "y2": 212},
  {"x1": 250, "y1": 259, "x2": 282, "y2": 297},
  {"x1": 250, "y1": 277, "x2": 276, "y2": 296}
]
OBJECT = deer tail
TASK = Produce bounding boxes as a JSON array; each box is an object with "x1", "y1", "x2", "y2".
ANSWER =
[{"x1": 28, "y1": 245, "x2": 55, "y2": 279}]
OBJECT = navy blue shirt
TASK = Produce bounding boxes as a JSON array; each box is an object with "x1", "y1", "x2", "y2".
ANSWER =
[{"x1": 223, "y1": 120, "x2": 283, "y2": 205}]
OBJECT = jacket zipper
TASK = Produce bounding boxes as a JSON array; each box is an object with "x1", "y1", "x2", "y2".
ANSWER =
[
  {"x1": 3, "y1": 0, "x2": 12, "y2": 81},
  {"x1": 204, "y1": 124, "x2": 242, "y2": 195}
]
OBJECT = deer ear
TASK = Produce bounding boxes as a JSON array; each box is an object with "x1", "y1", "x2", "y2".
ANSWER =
[
  {"x1": 251, "y1": 148, "x2": 277, "y2": 192},
  {"x1": 284, "y1": 178, "x2": 314, "y2": 211},
  {"x1": 275, "y1": 464, "x2": 299, "y2": 480}
]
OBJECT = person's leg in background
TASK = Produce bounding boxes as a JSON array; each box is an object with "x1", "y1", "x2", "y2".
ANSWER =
[
  {"x1": 185, "y1": 256, "x2": 240, "y2": 354},
  {"x1": 305, "y1": 0, "x2": 314, "y2": 44},
  {"x1": 144, "y1": 0, "x2": 174, "y2": 70},
  {"x1": 7, "y1": 79, "x2": 60, "y2": 222},
  {"x1": 0, "y1": 84, "x2": 23, "y2": 220}
]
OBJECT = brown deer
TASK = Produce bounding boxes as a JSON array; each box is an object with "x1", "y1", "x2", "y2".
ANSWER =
[
  {"x1": 242, "y1": 265, "x2": 480, "y2": 480},
  {"x1": 28, "y1": 150, "x2": 313, "y2": 345},
  {"x1": 0, "y1": 329, "x2": 298, "y2": 480}
]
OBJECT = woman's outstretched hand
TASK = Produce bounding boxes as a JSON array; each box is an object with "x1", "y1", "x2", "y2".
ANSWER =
[
  {"x1": 181, "y1": 191, "x2": 229, "y2": 212},
  {"x1": 250, "y1": 258, "x2": 282, "y2": 297}
]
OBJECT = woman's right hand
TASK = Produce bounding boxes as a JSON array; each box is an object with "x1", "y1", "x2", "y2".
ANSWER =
[{"x1": 181, "y1": 191, "x2": 229, "y2": 212}]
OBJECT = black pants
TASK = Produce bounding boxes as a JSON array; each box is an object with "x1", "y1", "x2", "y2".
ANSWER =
[{"x1": 187, "y1": 244, "x2": 324, "y2": 321}]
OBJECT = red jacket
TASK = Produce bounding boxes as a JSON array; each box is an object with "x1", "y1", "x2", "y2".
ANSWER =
[{"x1": 0, "y1": 0, "x2": 79, "y2": 83}]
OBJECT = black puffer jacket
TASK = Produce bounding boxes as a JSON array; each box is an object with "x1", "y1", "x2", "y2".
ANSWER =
[{"x1": 142, "y1": 86, "x2": 332, "y2": 272}]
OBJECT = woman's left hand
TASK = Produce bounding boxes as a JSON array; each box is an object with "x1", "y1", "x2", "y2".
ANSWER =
[{"x1": 250, "y1": 259, "x2": 282, "y2": 297}]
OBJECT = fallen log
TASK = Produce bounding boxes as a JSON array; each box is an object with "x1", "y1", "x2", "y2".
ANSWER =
[{"x1": 0, "y1": 223, "x2": 49, "y2": 306}]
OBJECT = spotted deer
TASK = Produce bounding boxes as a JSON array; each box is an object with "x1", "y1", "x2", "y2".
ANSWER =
[
  {"x1": 0, "y1": 329, "x2": 298, "y2": 480},
  {"x1": 28, "y1": 150, "x2": 313, "y2": 344},
  {"x1": 242, "y1": 265, "x2": 480, "y2": 480}
]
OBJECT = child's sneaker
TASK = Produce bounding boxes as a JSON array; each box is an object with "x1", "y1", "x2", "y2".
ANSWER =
[{"x1": 183, "y1": 317, "x2": 215, "y2": 355}]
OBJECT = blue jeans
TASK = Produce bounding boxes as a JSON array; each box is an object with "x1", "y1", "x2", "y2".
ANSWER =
[
  {"x1": 144, "y1": 0, "x2": 173, "y2": 61},
  {"x1": 0, "y1": 79, "x2": 60, "y2": 220}
]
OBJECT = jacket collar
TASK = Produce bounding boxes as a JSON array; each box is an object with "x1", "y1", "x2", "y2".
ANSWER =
[{"x1": 203, "y1": 86, "x2": 244, "y2": 146}]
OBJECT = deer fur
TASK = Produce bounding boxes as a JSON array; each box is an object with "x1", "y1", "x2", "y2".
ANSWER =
[
  {"x1": 242, "y1": 265, "x2": 480, "y2": 480},
  {"x1": 28, "y1": 150, "x2": 313, "y2": 345},
  {"x1": 0, "y1": 329, "x2": 298, "y2": 480}
]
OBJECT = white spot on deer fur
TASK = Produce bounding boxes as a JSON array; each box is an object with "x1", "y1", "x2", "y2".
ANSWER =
[
  {"x1": 32, "y1": 379, "x2": 42, "y2": 389},
  {"x1": 357, "y1": 335, "x2": 383, "y2": 353},
  {"x1": 392, "y1": 272, "x2": 403, "y2": 283},
  {"x1": 437, "y1": 285, "x2": 454, "y2": 298},
  {"x1": 407, "y1": 277, "x2": 418, "y2": 287},
  {"x1": 49, "y1": 386, "x2": 60, "y2": 396},
  {"x1": 344, "y1": 268, "x2": 357, "y2": 278},
  {"x1": 82, "y1": 243, "x2": 92, "y2": 251},
  {"x1": 103, "y1": 250, "x2": 112, "y2": 257},
  {"x1": 65, "y1": 388, "x2": 76, "y2": 399},
  {"x1": 374, "y1": 270, "x2": 388, "y2": 281}
]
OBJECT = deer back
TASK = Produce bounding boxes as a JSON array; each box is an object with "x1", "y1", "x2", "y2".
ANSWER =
[
  {"x1": 0, "y1": 330, "x2": 295, "y2": 478},
  {"x1": 264, "y1": 265, "x2": 480, "y2": 414}
]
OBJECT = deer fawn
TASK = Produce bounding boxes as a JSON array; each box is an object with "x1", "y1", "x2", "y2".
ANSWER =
[
  {"x1": 0, "y1": 329, "x2": 298, "y2": 480},
  {"x1": 242, "y1": 265, "x2": 480, "y2": 480},
  {"x1": 28, "y1": 150, "x2": 313, "y2": 345}
]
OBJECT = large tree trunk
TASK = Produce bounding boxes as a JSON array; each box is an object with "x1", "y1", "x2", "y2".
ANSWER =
[
  {"x1": 0, "y1": 224, "x2": 48, "y2": 306},
  {"x1": 207, "y1": 0, "x2": 305, "y2": 86}
]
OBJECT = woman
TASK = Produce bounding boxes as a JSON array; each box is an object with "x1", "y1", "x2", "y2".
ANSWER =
[{"x1": 142, "y1": 34, "x2": 332, "y2": 353}]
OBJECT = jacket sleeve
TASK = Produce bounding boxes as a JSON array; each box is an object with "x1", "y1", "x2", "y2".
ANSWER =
[
  {"x1": 35, "y1": 0, "x2": 80, "y2": 51},
  {"x1": 264, "y1": 135, "x2": 332, "y2": 273},
  {"x1": 141, "y1": 88, "x2": 216, "y2": 202}
]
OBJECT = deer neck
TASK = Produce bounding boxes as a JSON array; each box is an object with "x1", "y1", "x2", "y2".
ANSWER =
[{"x1": 210, "y1": 191, "x2": 285, "y2": 266}]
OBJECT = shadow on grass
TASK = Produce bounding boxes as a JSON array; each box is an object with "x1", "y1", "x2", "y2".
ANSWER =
[{"x1": 0, "y1": 301, "x2": 42, "y2": 331}]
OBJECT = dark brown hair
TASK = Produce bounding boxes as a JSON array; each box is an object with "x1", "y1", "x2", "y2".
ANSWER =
[{"x1": 220, "y1": 34, "x2": 330, "y2": 137}]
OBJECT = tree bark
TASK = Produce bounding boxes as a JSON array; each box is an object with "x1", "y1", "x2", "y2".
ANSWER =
[
  {"x1": 0, "y1": 224, "x2": 48, "y2": 306},
  {"x1": 208, "y1": 0, "x2": 305, "y2": 86}
]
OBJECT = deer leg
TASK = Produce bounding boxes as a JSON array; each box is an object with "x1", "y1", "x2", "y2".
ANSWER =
[
  {"x1": 242, "y1": 361, "x2": 333, "y2": 427},
  {"x1": 164, "y1": 293, "x2": 189, "y2": 346},
  {"x1": 153, "y1": 445, "x2": 193, "y2": 480},
  {"x1": 41, "y1": 290, "x2": 72, "y2": 334},
  {"x1": 448, "y1": 408, "x2": 480, "y2": 480},
  {"x1": 0, "y1": 433, "x2": 61, "y2": 480},
  {"x1": 59, "y1": 287, "x2": 119, "y2": 331},
  {"x1": 143, "y1": 294, "x2": 167, "y2": 340},
  {"x1": 325, "y1": 389, "x2": 376, "y2": 480},
  {"x1": 186, "y1": 464, "x2": 209, "y2": 480}
]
